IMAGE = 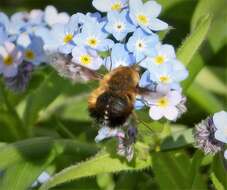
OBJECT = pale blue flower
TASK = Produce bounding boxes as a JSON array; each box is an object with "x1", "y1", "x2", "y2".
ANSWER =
[
  {"x1": 129, "y1": 0, "x2": 168, "y2": 33},
  {"x1": 127, "y1": 28, "x2": 159, "y2": 62},
  {"x1": 17, "y1": 33, "x2": 44, "y2": 65},
  {"x1": 140, "y1": 43, "x2": 176, "y2": 68},
  {"x1": 105, "y1": 43, "x2": 135, "y2": 70},
  {"x1": 49, "y1": 15, "x2": 79, "y2": 54},
  {"x1": 0, "y1": 27, "x2": 8, "y2": 44},
  {"x1": 76, "y1": 21, "x2": 114, "y2": 51},
  {"x1": 105, "y1": 10, "x2": 136, "y2": 41},
  {"x1": 72, "y1": 46, "x2": 103, "y2": 70},
  {"x1": 44, "y1": 5, "x2": 69, "y2": 27},
  {"x1": 213, "y1": 111, "x2": 227, "y2": 144},
  {"x1": 0, "y1": 41, "x2": 23, "y2": 77},
  {"x1": 148, "y1": 90, "x2": 182, "y2": 121},
  {"x1": 92, "y1": 0, "x2": 128, "y2": 12},
  {"x1": 76, "y1": 12, "x2": 104, "y2": 26},
  {"x1": 147, "y1": 63, "x2": 186, "y2": 86},
  {"x1": 0, "y1": 12, "x2": 10, "y2": 31},
  {"x1": 34, "y1": 27, "x2": 56, "y2": 52}
]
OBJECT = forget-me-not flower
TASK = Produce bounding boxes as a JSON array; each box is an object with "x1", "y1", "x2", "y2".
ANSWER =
[
  {"x1": 76, "y1": 21, "x2": 114, "y2": 51},
  {"x1": 147, "y1": 62, "x2": 187, "y2": 86},
  {"x1": 129, "y1": 0, "x2": 168, "y2": 33},
  {"x1": 127, "y1": 28, "x2": 159, "y2": 62},
  {"x1": 17, "y1": 33, "x2": 44, "y2": 65},
  {"x1": 44, "y1": 5, "x2": 69, "y2": 27},
  {"x1": 140, "y1": 43, "x2": 176, "y2": 68},
  {"x1": 104, "y1": 43, "x2": 135, "y2": 70},
  {"x1": 105, "y1": 10, "x2": 135, "y2": 41},
  {"x1": 72, "y1": 46, "x2": 103, "y2": 70},
  {"x1": 0, "y1": 41, "x2": 23, "y2": 77},
  {"x1": 50, "y1": 15, "x2": 79, "y2": 54},
  {"x1": 92, "y1": 0, "x2": 128, "y2": 12},
  {"x1": 148, "y1": 90, "x2": 182, "y2": 121},
  {"x1": 0, "y1": 27, "x2": 8, "y2": 44},
  {"x1": 0, "y1": 12, "x2": 10, "y2": 32},
  {"x1": 213, "y1": 111, "x2": 227, "y2": 145}
]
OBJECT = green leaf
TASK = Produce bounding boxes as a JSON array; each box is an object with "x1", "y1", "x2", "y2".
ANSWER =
[
  {"x1": 23, "y1": 71, "x2": 70, "y2": 135},
  {"x1": 177, "y1": 15, "x2": 211, "y2": 66},
  {"x1": 40, "y1": 142, "x2": 152, "y2": 190},
  {"x1": 191, "y1": 0, "x2": 226, "y2": 31},
  {"x1": 152, "y1": 152, "x2": 189, "y2": 190},
  {"x1": 211, "y1": 154, "x2": 227, "y2": 189},
  {"x1": 188, "y1": 151, "x2": 206, "y2": 190},
  {"x1": 186, "y1": 83, "x2": 223, "y2": 113},
  {"x1": 195, "y1": 67, "x2": 227, "y2": 96},
  {"x1": 182, "y1": 53, "x2": 204, "y2": 90},
  {"x1": 0, "y1": 137, "x2": 97, "y2": 170},
  {"x1": 160, "y1": 129, "x2": 194, "y2": 151},
  {"x1": 0, "y1": 154, "x2": 54, "y2": 190}
]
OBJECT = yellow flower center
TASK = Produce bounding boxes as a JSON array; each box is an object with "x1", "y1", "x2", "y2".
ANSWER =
[
  {"x1": 25, "y1": 50, "x2": 35, "y2": 60},
  {"x1": 137, "y1": 14, "x2": 149, "y2": 26},
  {"x1": 155, "y1": 55, "x2": 165, "y2": 64},
  {"x1": 111, "y1": 3, "x2": 122, "y2": 11},
  {"x1": 87, "y1": 38, "x2": 98, "y2": 47},
  {"x1": 64, "y1": 34, "x2": 73, "y2": 44},
  {"x1": 80, "y1": 55, "x2": 92, "y2": 65},
  {"x1": 3, "y1": 55, "x2": 13, "y2": 65},
  {"x1": 157, "y1": 97, "x2": 169, "y2": 108},
  {"x1": 159, "y1": 75, "x2": 170, "y2": 84}
]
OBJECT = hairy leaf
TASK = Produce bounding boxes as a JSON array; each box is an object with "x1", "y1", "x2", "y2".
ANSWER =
[{"x1": 40, "y1": 142, "x2": 152, "y2": 190}]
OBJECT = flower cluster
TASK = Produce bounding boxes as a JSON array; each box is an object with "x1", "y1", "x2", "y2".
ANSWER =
[
  {"x1": 43, "y1": 0, "x2": 188, "y2": 160},
  {"x1": 0, "y1": 1, "x2": 189, "y2": 161},
  {"x1": 195, "y1": 111, "x2": 227, "y2": 159},
  {"x1": 0, "y1": 6, "x2": 69, "y2": 91}
]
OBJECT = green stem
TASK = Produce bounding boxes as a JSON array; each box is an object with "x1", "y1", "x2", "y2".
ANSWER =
[{"x1": 0, "y1": 82, "x2": 26, "y2": 139}]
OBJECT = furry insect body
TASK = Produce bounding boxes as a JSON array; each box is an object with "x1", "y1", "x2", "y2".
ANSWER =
[{"x1": 88, "y1": 66, "x2": 140, "y2": 128}]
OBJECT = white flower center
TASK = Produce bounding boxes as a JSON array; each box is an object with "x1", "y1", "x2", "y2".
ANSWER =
[
  {"x1": 114, "y1": 22, "x2": 125, "y2": 32},
  {"x1": 136, "y1": 40, "x2": 146, "y2": 51}
]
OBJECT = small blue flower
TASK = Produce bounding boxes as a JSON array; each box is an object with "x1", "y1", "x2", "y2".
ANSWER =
[
  {"x1": 148, "y1": 63, "x2": 173, "y2": 84},
  {"x1": 72, "y1": 46, "x2": 103, "y2": 70},
  {"x1": 17, "y1": 33, "x2": 44, "y2": 65},
  {"x1": 105, "y1": 43, "x2": 135, "y2": 70},
  {"x1": 0, "y1": 27, "x2": 8, "y2": 45},
  {"x1": 44, "y1": 5, "x2": 69, "y2": 27},
  {"x1": 0, "y1": 41, "x2": 23, "y2": 77},
  {"x1": 92, "y1": 0, "x2": 128, "y2": 12},
  {"x1": 76, "y1": 21, "x2": 114, "y2": 51},
  {"x1": 140, "y1": 43, "x2": 177, "y2": 68},
  {"x1": 50, "y1": 15, "x2": 79, "y2": 54},
  {"x1": 213, "y1": 111, "x2": 227, "y2": 144},
  {"x1": 105, "y1": 10, "x2": 136, "y2": 41},
  {"x1": 141, "y1": 58, "x2": 188, "y2": 86},
  {"x1": 0, "y1": 12, "x2": 10, "y2": 32},
  {"x1": 129, "y1": 0, "x2": 168, "y2": 33},
  {"x1": 127, "y1": 28, "x2": 159, "y2": 62}
]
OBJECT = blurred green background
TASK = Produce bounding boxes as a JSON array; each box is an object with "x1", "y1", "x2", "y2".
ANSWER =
[{"x1": 0, "y1": 0, "x2": 227, "y2": 190}]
